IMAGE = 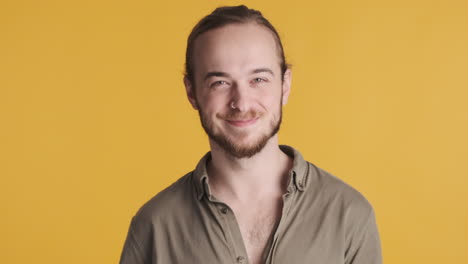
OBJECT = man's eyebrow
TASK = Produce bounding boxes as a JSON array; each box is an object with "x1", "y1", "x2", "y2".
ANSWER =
[
  {"x1": 251, "y1": 68, "x2": 274, "y2": 76},
  {"x1": 203, "y1": 68, "x2": 274, "y2": 81},
  {"x1": 204, "y1": 71, "x2": 231, "y2": 81}
]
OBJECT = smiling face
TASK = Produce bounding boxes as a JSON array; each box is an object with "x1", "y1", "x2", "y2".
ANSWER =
[{"x1": 184, "y1": 22, "x2": 291, "y2": 158}]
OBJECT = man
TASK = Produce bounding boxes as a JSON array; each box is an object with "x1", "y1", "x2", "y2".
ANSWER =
[{"x1": 120, "y1": 5, "x2": 382, "y2": 264}]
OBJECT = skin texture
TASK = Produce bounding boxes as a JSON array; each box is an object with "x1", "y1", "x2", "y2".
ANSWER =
[{"x1": 183, "y1": 22, "x2": 293, "y2": 264}]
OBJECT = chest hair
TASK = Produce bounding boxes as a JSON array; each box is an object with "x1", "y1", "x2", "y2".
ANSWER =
[{"x1": 235, "y1": 201, "x2": 283, "y2": 264}]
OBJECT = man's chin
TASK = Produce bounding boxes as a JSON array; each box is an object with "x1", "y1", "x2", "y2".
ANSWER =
[
  {"x1": 210, "y1": 134, "x2": 271, "y2": 159},
  {"x1": 224, "y1": 144, "x2": 265, "y2": 159}
]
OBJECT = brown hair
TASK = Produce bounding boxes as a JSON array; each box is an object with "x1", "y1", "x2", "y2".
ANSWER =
[{"x1": 184, "y1": 5, "x2": 289, "y2": 85}]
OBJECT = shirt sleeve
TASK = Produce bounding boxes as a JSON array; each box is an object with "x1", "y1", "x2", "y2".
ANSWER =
[{"x1": 344, "y1": 208, "x2": 382, "y2": 264}]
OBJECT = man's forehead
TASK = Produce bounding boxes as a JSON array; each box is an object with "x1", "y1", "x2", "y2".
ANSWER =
[{"x1": 192, "y1": 23, "x2": 282, "y2": 77}]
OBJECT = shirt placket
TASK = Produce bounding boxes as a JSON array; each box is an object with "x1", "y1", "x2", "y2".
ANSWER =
[
  {"x1": 208, "y1": 199, "x2": 249, "y2": 264},
  {"x1": 200, "y1": 169, "x2": 298, "y2": 264},
  {"x1": 214, "y1": 185, "x2": 295, "y2": 264},
  {"x1": 264, "y1": 178, "x2": 296, "y2": 264}
]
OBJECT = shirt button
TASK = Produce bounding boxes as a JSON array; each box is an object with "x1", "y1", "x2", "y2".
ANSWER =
[
  {"x1": 236, "y1": 256, "x2": 245, "y2": 263},
  {"x1": 220, "y1": 207, "x2": 228, "y2": 214}
]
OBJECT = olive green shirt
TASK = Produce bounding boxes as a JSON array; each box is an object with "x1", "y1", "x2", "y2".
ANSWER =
[{"x1": 120, "y1": 145, "x2": 382, "y2": 264}]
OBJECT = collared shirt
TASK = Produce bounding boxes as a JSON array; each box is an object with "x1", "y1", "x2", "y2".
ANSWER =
[{"x1": 120, "y1": 145, "x2": 382, "y2": 264}]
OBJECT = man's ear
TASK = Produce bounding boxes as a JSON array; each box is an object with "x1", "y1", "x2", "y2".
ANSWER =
[
  {"x1": 184, "y1": 76, "x2": 198, "y2": 110},
  {"x1": 281, "y1": 68, "x2": 292, "y2": 105}
]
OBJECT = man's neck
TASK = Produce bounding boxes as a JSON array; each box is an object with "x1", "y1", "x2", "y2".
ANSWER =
[{"x1": 207, "y1": 136, "x2": 293, "y2": 203}]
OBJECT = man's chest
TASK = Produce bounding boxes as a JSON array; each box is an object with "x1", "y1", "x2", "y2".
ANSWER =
[
  {"x1": 146, "y1": 192, "x2": 347, "y2": 264},
  {"x1": 150, "y1": 201, "x2": 344, "y2": 264},
  {"x1": 234, "y1": 204, "x2": 281, "y2": 264}
]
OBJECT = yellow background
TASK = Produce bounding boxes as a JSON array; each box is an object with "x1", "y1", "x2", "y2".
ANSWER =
[{"x1": 1, "y1": 0, "x2": 467, "y2": 263}]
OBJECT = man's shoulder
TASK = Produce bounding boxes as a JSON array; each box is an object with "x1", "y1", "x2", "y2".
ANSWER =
[
  {"x1": 305, "y1": 161, "x2": 374, "y2": 215},
  {"x1": 132, "y1": 171, "x2": 196, "y2": 224},
  {"x1": 120, "y1": 171, "x2": 200, "y2": 262}
]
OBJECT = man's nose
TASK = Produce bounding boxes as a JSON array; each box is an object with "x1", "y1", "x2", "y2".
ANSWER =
[{"x1": 230, "y1": 82, "x2": 250, "y2": 112}]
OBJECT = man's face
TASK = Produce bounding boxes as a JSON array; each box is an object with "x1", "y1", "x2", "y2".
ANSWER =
[{"x1": 185, "y1": 23, "x2": 291, "y2": 158}]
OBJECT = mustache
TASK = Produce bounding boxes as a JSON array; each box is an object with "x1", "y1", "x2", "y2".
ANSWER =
[{"x1": 216, "y1": 110, "x2": 263, "y2": 120}]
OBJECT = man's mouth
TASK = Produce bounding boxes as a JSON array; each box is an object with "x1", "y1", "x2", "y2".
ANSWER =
[{"x1": 225, "y1": 118, "x2": 258, "y2": 127}]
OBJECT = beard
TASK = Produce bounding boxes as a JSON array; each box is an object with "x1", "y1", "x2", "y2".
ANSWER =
[{"x1": 197, "y1": 101, "x2": 282, "y2": 159}]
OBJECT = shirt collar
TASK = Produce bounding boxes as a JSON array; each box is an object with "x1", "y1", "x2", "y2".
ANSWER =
[{"x1": 193, "y1": 145, "x2": 309, "y2": 200}]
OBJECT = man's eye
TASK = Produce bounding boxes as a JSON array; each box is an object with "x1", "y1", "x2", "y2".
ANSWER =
[
  {"x1": 252, "y1": 78, "x2": 267, "y2": 83},
  {"x1": 211, "y1": 80, "x2": 227, "y2": 87}
]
